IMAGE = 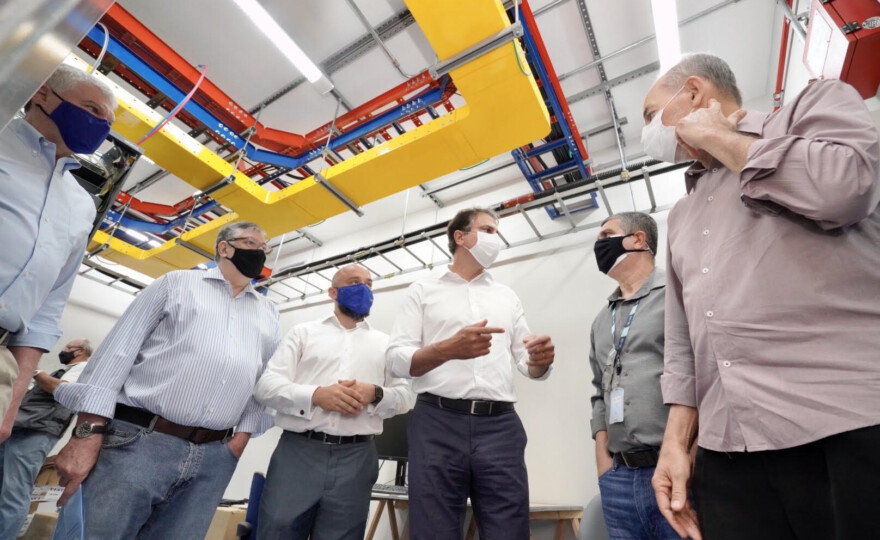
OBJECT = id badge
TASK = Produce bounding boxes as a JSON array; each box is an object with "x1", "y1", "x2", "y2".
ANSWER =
[{"x1": 609, "y1": 387, "x2": 624, "y2": 424}]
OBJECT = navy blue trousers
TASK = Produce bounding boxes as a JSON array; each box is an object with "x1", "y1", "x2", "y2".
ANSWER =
[{"x1": 407, "y1": 400, "x2": 530, "y2": 540}]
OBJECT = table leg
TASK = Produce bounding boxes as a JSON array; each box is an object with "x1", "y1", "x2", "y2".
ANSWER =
[
  {"x1": 570, "y1": 517, "x2": 580, "y2": 538},
  {"x1": 387, "y1": 501, "x2": 400, "y2": 540},
  {"x1": 465, "y1": 513, "x2": 477, "y2": 540},
  {"x1": 555, "y1": 519, "x2": 565, "y2": 540},
  {"x1": 365, "y1": 500, "x2": 386, "y2": 540}
]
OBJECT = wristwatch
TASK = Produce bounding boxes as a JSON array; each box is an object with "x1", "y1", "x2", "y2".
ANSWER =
[
  {"x1": 32, "y1": 370, "x2": 43, "y2": 378},
  {"x1": 372, "y1": 385, "x2": 384, "y2": 405},
  {"x1": 73, "y1": 421, "x2": 109, "y2": 439}
]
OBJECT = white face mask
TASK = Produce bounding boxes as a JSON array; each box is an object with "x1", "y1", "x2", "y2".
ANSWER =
[
  {"x1": 640, "y1": 86, "x2": 691, "y2": 164},
  {"x1": 465, "y1": 231, "x2": 503, "y2": 268}
]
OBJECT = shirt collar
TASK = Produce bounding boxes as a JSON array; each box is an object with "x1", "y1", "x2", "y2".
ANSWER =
[
  {"x1": 322, "y1": 312, "x2": 371, "y2": 331},
  {"x1": 437, "y1": 264, "x2": 494, "y2": 284},
  {"x1": 203, "y1": 266, "x2": 258, "y2": 297},
  {"x1": 9, "y1": 117, "x2": 81, "y2": 171},
  {"x1": 683, "y1": 109, "x2": 767, "y2": 193},
  {"x1": 607, "y1": 267, "x2": 665, "y2": 303}
]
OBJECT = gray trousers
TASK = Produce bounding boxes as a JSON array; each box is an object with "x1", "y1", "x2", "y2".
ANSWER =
[{"x1": 257, "y1": 431, "x2": 379, "y2": 540}]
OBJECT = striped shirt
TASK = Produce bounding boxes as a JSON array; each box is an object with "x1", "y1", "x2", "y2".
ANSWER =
[
  {"x1": 54, "y1": 267, "x2": 281, "y2": 435},
  {"x1": 0, "y1": 118, "x2": 95, "y2": 351}
]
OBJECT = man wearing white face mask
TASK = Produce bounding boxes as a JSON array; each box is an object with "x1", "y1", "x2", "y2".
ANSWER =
[
  {"x1": 642, "y1": 53, "x2": 880, "y2": 540},
  {"x1": 387, "y1": 207, "x2": 556, "y2": 540}
]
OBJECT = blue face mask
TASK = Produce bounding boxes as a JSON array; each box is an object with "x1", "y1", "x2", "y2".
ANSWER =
[
  {"x1": 335, "y1": 283, "x2": 374, "y2": 317},
  {"x1": 37, "y1": 89, "x2": 111, "y2": 154}
]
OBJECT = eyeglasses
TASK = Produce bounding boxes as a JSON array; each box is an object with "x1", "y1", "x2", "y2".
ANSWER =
[{"x1": 228, "y1": 236, "x2": 272, "y2": 254}]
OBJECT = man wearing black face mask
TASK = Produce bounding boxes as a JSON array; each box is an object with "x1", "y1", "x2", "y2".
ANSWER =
[
  {"x1": 52, "y1": 222, "x2": 281, "y2": 539},
  {"x1": 254, "y1": 264, "x2": 414, "y2": 540},
  {"x1": 588, "y1": 212, "x2": 681, "y2": 540},
  {"x1": 0, "y1": 338, "x2": 91, "y2": 539},
  {"x1": 0, "y1": 64, "x2": 116, "y2": 446}
]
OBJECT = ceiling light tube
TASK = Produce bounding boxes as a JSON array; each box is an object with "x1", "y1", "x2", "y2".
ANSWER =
[
  {"x1": 230, "y1": 0, "x2": 334, "y2": 93},
  {"x1": 650, "y1": 0, "x2": 682, "y2": 73}
]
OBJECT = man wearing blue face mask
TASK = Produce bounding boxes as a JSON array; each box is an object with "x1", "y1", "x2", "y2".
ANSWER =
[
  {"x1": 0, "y1": 64, "x2": 116, "y2": 445},
  {"x1": 254, "y1": 264, "x2": 415, "y2": 540}
]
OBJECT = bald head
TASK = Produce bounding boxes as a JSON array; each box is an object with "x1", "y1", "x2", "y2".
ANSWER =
[
  {"x1": 331, "y1": 264, "x2": 372, "y2": 289},
  {"x1": 60, "y1": 338, "x2": 92, "y2": 365}
]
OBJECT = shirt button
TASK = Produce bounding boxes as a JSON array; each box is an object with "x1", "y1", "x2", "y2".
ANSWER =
[
  {"x1": 708, "y1": 196, "x2": 714, "y2": 202},
  {"x1": 707, "y1": 311, "x2": 714, "y2": 318},
  {"x1": 221, "y1": 380, "x2": 226, "y2": 385},
  {"x1": 722, "y1": 361, "x2": 731, "y2": 368},
  {"x1": 703, "y1": 230, "x2": 709, "y2": 236},
  {"x1": 44, "y1": 217, "x2": 49, "y2": 223},
  {"x1": 208, "y1": 408, "x2": 214, "y2": 412},
  {"x1": 712, "y1": 168, "x2": 719, "y2": 173},
  {"x1": 299, "y1": 409, "x2": 305, "y2": 416},
  {"x1": 32, "y1": 150, "x2": 38, "y2": 156},
  {"x1": 702, "y1": 268, "x2": 709, "y2": 274}
]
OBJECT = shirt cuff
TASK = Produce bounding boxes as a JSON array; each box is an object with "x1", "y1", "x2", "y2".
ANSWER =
[
  {"x1": 236, "y1": 411, "x2": 274, "y2": 437},
  {"x1": 389, "y1": 347, "x2": 418, "y2": 379},
  {"x1": 530, "y1": 364, "x2": 553, "y2": 381},
  {"x1": 660, "y1": 372, "x2": 697, "y2": 408},
  {"x1": 367, "y1": 387, "x2": 396, "y2": 418},
  {"x1": 739, "y1": 137, "x2": 788, "y2": 186},
  {"x1": 53, "y1": 383, "x2": 119, "y2": 419},
  {"x1": 6, "y1": 330, "x2": 58, "y2": 352},
  {"x1": 288, "y1": 384, "x2": 318, "y2": 420}
]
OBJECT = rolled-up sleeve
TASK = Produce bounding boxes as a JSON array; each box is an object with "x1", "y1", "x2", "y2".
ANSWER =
[
  {"x1": 588, "y1": 326, "x2": 607, "y2": 438},
  {"x1": 54, "y1": 274, "x2": 169, "y2": 418},
  {"x1": 386, "y1": 284, "x2": 424, "y2": 379},
  {"x1": 740, "y1": 80, "x2": 880, "y2": 230},
  {"x1": 660, "y1": 244, "x2": 697, "y2": 407}
]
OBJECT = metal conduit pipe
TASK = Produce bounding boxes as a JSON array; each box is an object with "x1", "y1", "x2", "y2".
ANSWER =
[
  {"x1": 558, "y1": 0, "x2": 742, "y2": 82},
  {"x1": 345, "y1": 0, "x2": 417, "y2": 80}
]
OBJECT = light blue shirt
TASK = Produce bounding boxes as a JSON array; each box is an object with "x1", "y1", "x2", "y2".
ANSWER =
[
  {"x1": 0, "y1": 118, "x2": 96, "y2": 350},
  {"x1": 55, "y1": 267, "x2": 282, "y2": 435}
]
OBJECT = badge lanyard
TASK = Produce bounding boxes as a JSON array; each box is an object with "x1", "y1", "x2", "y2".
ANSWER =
[{"x1": 610, "y1": 301, "x2": 640, "y2": 378}]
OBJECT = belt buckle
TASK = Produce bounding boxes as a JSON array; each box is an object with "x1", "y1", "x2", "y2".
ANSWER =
[
  {"x1": 321, "y1": 432, "x2": 329, "y2": 444},
  {"x1": 470, "y1": 400, "x2": 492, "y2": 415},
  {"x1": 621, "y1": 453, "x2": 634, "y2": 469}
]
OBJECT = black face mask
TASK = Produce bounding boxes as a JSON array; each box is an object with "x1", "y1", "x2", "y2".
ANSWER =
[
  {"x1": 594, "y1": 234, "x2": 648, "y2": 274},
  {"x1": 58, "y1": 351, "x2": 76, "y2": 365},
  {"x1": 227, "y1": 247, "x2": 266, "y2": 280}
]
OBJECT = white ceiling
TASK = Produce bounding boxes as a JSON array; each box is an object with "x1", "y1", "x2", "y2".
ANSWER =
[{"x1": 101, "y1": 0, "x2": 786, "y2": 272}]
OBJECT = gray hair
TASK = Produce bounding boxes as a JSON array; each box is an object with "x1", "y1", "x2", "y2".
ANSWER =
[
  {"x1": 661, "y1": 53, "x2": 742, "y2": 107},
  {"x1": 214, "y1": 221, "x2": 266, "y2": 261},
  {"x1": 602, "y1": 212, "x2": 658, "y2": 255},
  {"x1": 79, "y1": 339, "x2": 93, "y2": 357},
  {"x1": 46, "y1": 64, "x2": 116, "y2": 110}
]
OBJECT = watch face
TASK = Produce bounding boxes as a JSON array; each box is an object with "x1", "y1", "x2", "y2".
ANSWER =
[{"x1": 74, "y1": 422, "x2": 92, "y2": 438}]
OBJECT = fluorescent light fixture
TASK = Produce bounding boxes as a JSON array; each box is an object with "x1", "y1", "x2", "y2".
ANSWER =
[
  {"x1": 230, "y1": 0, "x2": 334, "y2": 93},
  {"x1": 126, "y1": 230, "x2": 149, "y2": 242},
  {"x1": 197, "y1": 263, "x2": 208, "y2": 269},
  {"x1": 148, "y1": 240, "x2": 162, "y2": 248},
  {"x1": 140, "y1": 155, "x2": 155, "y2": 166},
  {"x1": 650, "y1": 0, "x2": 682, "y2": 74}
]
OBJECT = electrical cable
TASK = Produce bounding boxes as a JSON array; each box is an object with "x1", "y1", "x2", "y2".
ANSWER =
[
  {"x1": 137, "y1": 64, "x2": 207, "y2": 146},
  {"x1": 459, "y1": 159, "x2": 489, "y2": 171},
  {"x1": 90, "y1": 23, "x2": 110, "y2": 74}
]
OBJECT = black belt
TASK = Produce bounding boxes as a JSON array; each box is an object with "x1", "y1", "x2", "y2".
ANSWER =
[
  {"x1": 613, "y1": 448, "x2": 660, "y2": 469},
  {"x1": 418, "y1": 392, "x2": 515, "y2": 416},
  {"x1": 292, "y1": 429, "x2": 375, "y2": 445},
  {"x1": 114, "y1": 403, "x2": 232, "y2": 444}
]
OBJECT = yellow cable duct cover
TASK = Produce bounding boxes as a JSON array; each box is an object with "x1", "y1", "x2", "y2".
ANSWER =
[{"x1": 84, "y1": 0, "x2": 550, "y2": 277}]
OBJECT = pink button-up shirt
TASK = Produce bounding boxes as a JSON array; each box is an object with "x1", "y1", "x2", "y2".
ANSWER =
[{"x1": 661, "y1": 79, "x2": 880, "y2": 452}]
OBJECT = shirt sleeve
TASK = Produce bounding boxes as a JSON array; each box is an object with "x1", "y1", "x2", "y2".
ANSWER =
[
  {"x1": 53, "y1": 274, "x2": 170, "y2": 418},
  {"x1": 660, "y1": 244, "x2": 697, "y2": 407},
  {"x1": 588, "y1": 325, "x2": 607, "y2": 438},
  {"x1": 6, "y1": 233, "x2": 91, "y2": 351},
  {"x1": 253, "y1": 325, "x2": 319, "y2": 421},
  {"x1": 740, "y1": 79, "x2": 880, "y2": 230},
  {"x1": 236, "y1": 306, "x2": 282, "y2": 436},
  {"x1": 369, "y1": 338, "x2": 417, "y2": 419},
  {"x1": 510, "y1": 296, "x2": 551, "y2": 380},
  {"x1": 386, "y1": 283, "x2": 424, "y2": 379},
  {"x1": 60, "y1": 362, "x2": 88, "y2": 384}
]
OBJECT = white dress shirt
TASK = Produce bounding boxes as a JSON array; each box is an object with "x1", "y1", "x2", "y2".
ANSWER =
[
  {"x1": 0, "y1": 118, "x2": 96, "y2": 351},
  {"x1": 254, "y1": 314, "x2": 415, "y2": 436},
  {"x1": 387, "y1": 266, "x2": 550, "y2": 401},
  {"x1": 55, "y1": 268, "x2": 281, "y2": 435}
]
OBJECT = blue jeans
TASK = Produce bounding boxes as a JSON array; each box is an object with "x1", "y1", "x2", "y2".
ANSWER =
[
  {"x1": 0, "y1": 429, "x2": 58, "y2": 539},
  {"x1": 81, "y1": 419, "x2": 239, "y2": 540},
  {"x1": 598, "y1": 462, "x2": 681, "y2": 540}
]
